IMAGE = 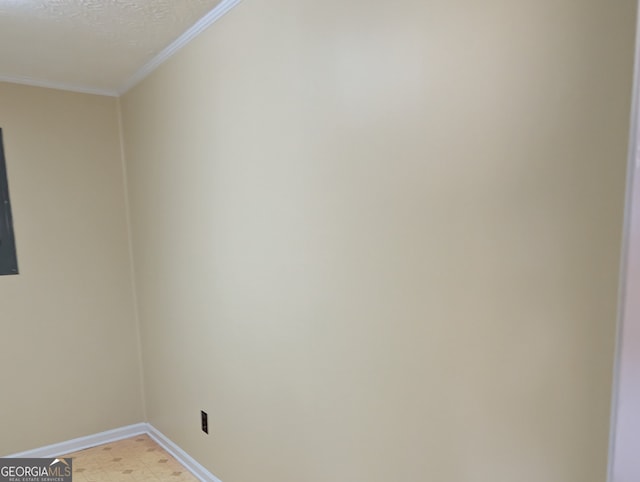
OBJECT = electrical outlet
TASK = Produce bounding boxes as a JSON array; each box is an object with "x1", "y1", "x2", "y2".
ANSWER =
[{"x1": 201, "y1": 410, "x2": 208, "y2": 434}]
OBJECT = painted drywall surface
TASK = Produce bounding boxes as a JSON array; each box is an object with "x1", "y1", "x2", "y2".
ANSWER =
[
  {"x1": 121, "y1": 0, "x2": 636, "y2": 480},
  {"x1": 0, "y1": 82, "x2": 143, "y2": 455},
  {"x1": 611, "y1": 156, "x2": 640, "y2": 482}
]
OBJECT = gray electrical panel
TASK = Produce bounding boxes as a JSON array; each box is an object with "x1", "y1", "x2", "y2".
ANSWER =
[{"x1": 0, "y1": 129, "x2": 18, "y2": 275}]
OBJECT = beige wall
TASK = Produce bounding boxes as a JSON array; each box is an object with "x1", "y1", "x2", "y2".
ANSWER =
[
  {"x1": 120, "y1": 0, "x2": 636, "y2": 481},
  {"x1": 0, "y1": 82, "x2": 143, "y2": 455}
]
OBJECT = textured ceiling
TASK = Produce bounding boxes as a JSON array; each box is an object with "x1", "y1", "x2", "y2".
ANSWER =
[{"x1": 0, "y1": 0, "x2": 226, "y2": 95}]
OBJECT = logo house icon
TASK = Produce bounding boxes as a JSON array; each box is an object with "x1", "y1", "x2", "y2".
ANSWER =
[{"x1": 48, "y1": 458, "x2": 72, "y2": 478}]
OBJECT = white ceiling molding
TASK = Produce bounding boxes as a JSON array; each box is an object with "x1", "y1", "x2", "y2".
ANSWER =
[
  {"x1": 118, "y1": 0, "x2": 244, "y2": 95},
  {"x1": 0, "y1": 73, "x2": 118, "y2": 97},
  {"x1": 0, "y1": 0, "x2": 244, "y2": 97}
]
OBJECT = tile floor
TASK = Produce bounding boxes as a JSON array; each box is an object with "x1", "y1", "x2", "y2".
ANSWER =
[{"x1": 62, "y1": 435, "x2": 199, "y2": 482}]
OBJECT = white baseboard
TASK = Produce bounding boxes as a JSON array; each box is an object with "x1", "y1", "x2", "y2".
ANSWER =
[
  {"x1": 146, "y1": 425, "x2": 222, "y2": 482},
  {"x1": 4, "y1": 423, "x2": 222, "y2": 482},
  {"x1": 6, "y1": 423, "x2": 148, "y2": 458}
]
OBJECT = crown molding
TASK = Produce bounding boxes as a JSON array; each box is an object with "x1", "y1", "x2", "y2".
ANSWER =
[
  {"x1": 0, "y1": 74, "x2": 118, "y2": 97},
  {"x1": 117, "y1": 0, "x2": 243, "y2": 95},
  {"x1": 0, "y1": 0, "x2": 242, "y2": 98}
]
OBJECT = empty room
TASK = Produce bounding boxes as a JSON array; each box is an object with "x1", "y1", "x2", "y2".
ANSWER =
[{"x1": 1, "y1": 1, "x2": 640, "y2": 482}]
